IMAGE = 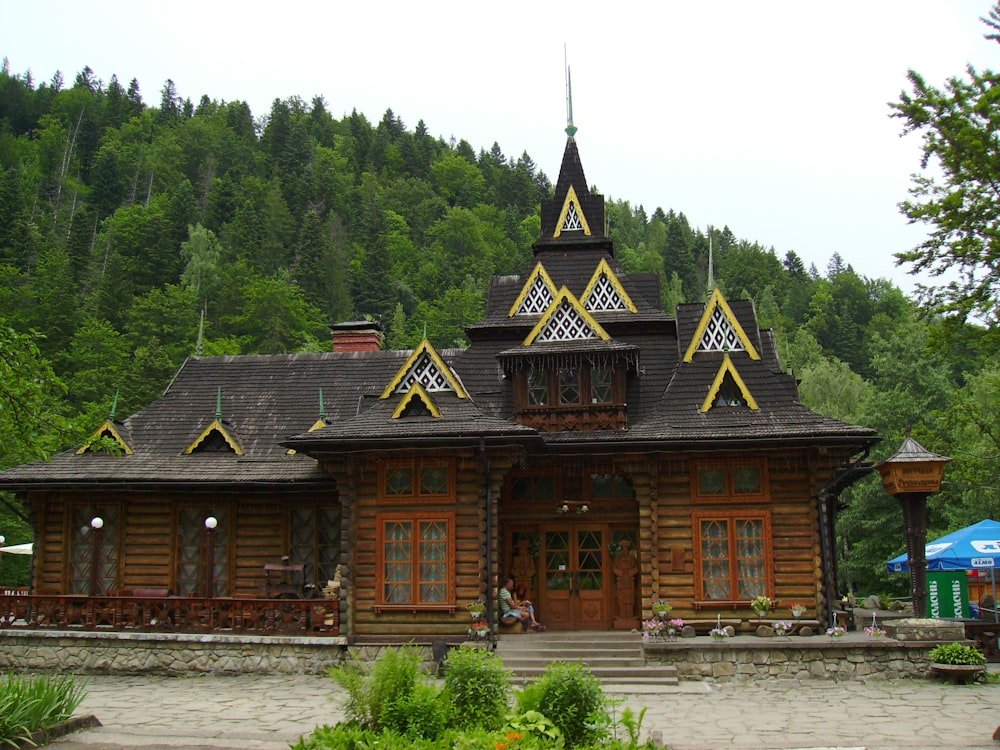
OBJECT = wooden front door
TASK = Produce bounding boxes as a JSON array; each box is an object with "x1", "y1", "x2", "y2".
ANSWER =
[{"x1": 538, "y1": 524, "x2": 608, "y2": 630}]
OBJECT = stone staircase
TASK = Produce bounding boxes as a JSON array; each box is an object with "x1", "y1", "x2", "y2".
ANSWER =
[{"x1": 494, "y1": 630, "x2": 678, "y2": 686}]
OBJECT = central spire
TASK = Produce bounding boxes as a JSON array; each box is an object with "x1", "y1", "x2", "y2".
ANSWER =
[{"x1": 565, "y1": 46, "x2": 577, "y2": 138}]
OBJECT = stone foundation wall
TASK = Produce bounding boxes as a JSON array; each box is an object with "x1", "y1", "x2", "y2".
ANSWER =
[
  {"x1": 643, "y1": 638, "x2": 943, "y2": 682},
  {"x1": 0, "y1": 630, "x2": 349, "y2": 675}
]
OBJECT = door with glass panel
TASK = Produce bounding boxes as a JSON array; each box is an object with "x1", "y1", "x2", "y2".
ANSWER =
[{"x1": 539, "y1": 524, "x2": 608, "y2": 630}]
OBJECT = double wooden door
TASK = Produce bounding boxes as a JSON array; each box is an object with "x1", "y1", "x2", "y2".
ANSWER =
[{"x1": 537, "y1": 523, "x2": 608, "y2": 630}]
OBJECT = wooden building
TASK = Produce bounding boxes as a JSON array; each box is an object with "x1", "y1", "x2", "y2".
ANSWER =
[{"x1": 0, "y1": 133, "x2": 877, "y2": 638}]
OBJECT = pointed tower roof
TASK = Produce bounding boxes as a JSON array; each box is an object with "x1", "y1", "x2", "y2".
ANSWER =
[{"x1": 533, "y1": 137, "x2": 612, "y2": 255}]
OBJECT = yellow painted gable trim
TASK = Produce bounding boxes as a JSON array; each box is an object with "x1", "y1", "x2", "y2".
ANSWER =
[
  {"x1": 380, "y1": 340, "x2": 468, "y2": 399},
  {"x1": 553, "y1": 185, "x2": 592, "y2": 238},
  {"x1": 508, "y1": 262, "x2": 558, "y2": 317},
  {"x1": 183, "y1": 419, "x2": 244, "y2": 455},
  {"x1": 523, "y1": 287, "x2": 612, "y2": 345},
  {"x1": 700, "y1": 354, "x2": 760, "y2": 413},
  {"x1": 392, "y1": 383, "x2": 441, "y2": 419},
  {"x1": 683, "y1": 288, "x2": 761, "y2": 362},
  {"x1": 581, "y1": 258, "x2": 637, "y2": 313},
  {"x1": 76, "y1": 420, "x2": 133, "y2": 455}
]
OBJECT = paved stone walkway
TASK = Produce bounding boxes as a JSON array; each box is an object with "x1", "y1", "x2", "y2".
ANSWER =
[{"x1": 45, "y1": 672, "x2": 1000, "y2": 750}]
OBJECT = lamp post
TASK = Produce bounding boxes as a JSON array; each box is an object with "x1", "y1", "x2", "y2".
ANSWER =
[
  {"x1": 204, "y1": 516, "x2": 218, "y2": 599},
  {"x1": 89, "y1": 517, "x2": 104, "y2": 596},
  {"x1": 877, "y1": 435, "x2": 950, "y2": 619}
]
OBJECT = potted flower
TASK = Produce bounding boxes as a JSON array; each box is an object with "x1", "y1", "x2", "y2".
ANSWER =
[
  {"x1": 774, "y1": 620, "x2": 793, "y2": 637},
  {"x1": 467, "y1": 597, "x2": 486, "y2": 619},
  {"x1": 651, "y1": 598, "x2": 672, "y2": 619},
  {"x1": 826, "y1": 626, "x2": 846, "y2": 638},
  {"x1": 642, "y1": 618, "x2": 665, "y2": 640},
  {"x1": 750, "y1": 595, "x2": 772, "y2": 619},
  {"x1": 468, "y1": 621, "x2": 490, "y2": 639},
  {"x1": 864, "y1": 614, "x2": 884, "y2": 638},
  {"x1": 667, "y1": 618, "x2": 685, "y2": 639},
  {"x1": 710, "y1": 625, "x2": 731, "y2": 641},
  {"x1": 928, "y1": 642, "x2": 987, "y2": 683},
  {"x1": 789, "y1": 601, "x2": 806, "y2": 618}
]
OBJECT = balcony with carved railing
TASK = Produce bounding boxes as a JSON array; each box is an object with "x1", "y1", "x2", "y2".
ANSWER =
[
  {"x1": 0, "y1": 591, "x2": 339, "y2": 637},
  {"x1": 515, "y1": 404, "x2": 627, "y2": 432}
]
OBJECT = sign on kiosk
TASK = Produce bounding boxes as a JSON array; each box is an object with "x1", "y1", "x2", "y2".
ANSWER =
[{"x1": 927, "y1": 570, "x2": 969, "y2": 619}]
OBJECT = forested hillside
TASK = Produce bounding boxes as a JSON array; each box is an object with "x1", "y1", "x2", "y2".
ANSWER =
[{"x1": 1, "y1": 57, "x2": 998, "y2": 595}]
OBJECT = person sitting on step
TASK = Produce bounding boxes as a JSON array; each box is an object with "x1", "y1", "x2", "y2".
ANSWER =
[{"x1": 499, "y1": 576, "x2": 545, "y2": 631}]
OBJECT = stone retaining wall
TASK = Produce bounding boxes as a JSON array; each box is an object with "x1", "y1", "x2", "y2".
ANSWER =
[
  {"x1": 0, "y1": 630, "x2": 349, "y2": 675},
  {"x1": 643, "y1": 637, "x2": 945, "y2": 682}
]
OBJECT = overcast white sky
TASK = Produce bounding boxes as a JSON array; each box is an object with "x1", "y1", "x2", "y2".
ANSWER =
[{"x1": 3, "y1": 1, "x2": 996, "y2": 295}]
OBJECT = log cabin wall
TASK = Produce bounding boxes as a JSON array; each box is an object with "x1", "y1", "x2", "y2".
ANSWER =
[
  {"x1": 648, "y1": 448, "x2": 852, "y2": 624},
  {"x1": 347, "y1": 449, "x2": 485, "y2": 638},
  {"x1": 24, "y1": 487, "x2": 339, "y2": 597}
]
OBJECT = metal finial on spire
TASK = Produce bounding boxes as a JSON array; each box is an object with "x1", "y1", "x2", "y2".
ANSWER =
[
  {"x1": 109, "y1": 389, "x2": 119, "y2": 422},
  {"x1": 318, "y1": 387, "x2": 326, "y2": 421},
  {"x1": 195, "y1": 307, "x2": 205, "y2": 357},
  {"x1": 564, "y1": 45, "x2": 577, "y2": 138},
  {"x1": 423, "y1": 323, "x2": 428, "y2": 340},
  {"x1": 215, "y1": 387, "x2": 222, "y2": 421}
]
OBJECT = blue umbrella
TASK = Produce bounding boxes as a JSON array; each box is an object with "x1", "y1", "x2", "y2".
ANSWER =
[{"x1": 887, "y1": 519, "x2": 1000, "y2": 622}]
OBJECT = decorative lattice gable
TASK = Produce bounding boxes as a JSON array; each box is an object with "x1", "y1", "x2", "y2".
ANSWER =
[
  {"x1": 700, "y1": 354, "x2": 759, "y2": 413},
  {"x1": 381, "y1": 340, "x2": 468, "y2": 398},
  {"x1": 684, "y1": 289, "x2": 760, "y2": 362},
  {"x1": 553, "y1": 185, "x2": 592, "y2": 238},
  {"x1": 581, "y1": 259, "x2": 637, "y2": 313},
  {"x1": 524, "y1": 287, "x2": 611, "y2": 345},
  {"x1": 508, "y1": 263, "x2": 558, "y2": 317}
]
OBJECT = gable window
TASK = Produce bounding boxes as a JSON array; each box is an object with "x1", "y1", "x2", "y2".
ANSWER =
[
  {"x1": 528, "y1": 370, "x2": 549, "y2": 406},
  {"x1": 693, "y1": 461, "x2": 766, "y2": 501},
  {"x1": 590, "y1": 367, "x2": 612, "y2": 404},
  {"x1": 376, "y1": 512, "x2": 454, "y2": 607},
  {"x1": 693, "y1": 511, "x2": 772, "y2": 604},
  {"x1": 559, "y1": 367, "x2": 581, "y2": 405},
  {"x1": 519, "y1": 365, "x2": 622, "y2": 409}
]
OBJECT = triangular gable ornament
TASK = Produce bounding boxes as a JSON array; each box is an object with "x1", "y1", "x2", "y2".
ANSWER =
[
  {"x1": 183, "y1": 388, "x2": 244, "y2": 454},
  {"x1": 683, "y1": 288, "x2": 760, "y2": 362},
  {"x1": 76, "y1": 420, "x2": 133, "y2": 456},
  {"x1": 523, "y1": 287, "x2": 612, "y2": 345},
  {"x1": 553, "y1": 185, "x2": 592, "y2": 238},
  {"x1": 381, "y1": 340, "x2": 468, "y2": 399},
  {"x1": 392, "y1": 383, "x2": 442, "y2": 419},
  {"x1": 508, "y1": 263, "x2": 558, "y2": 317},
  {"x1": 700, "y1": 354, "x2": 760, "y2": 413},
  {"x1": 581, "y1": 258, "x2": 637, "y2": 313}
]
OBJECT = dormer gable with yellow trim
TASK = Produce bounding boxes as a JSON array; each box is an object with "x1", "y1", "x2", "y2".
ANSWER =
[
  {"x1": 76, "y1": 420, "x2": 133, "y2": 456},
  {"x1": 392, "y1": 383, "x2": 442, "y2": 419},
  {"x1": 700, "y1": 354, "x2": 759, "y2": 413},
  {"x1": 581, "y1": 258, "x2": 637, "y2": 313},
  {"x1": 684, "y1": 289, "x2": 760, "y2": 362},
  {"x1": 524, "y1": 287, "x2": 612, "y2": 345},
  {"x1": 553, "y1": 185, "x2": 592, "y2": 238},
  {"x1": 183, "y1": 419, "x2": 244, "y2": 455},
  {"x1": 508, "y1": 263, "x2": 558, "y2": 317},
  {"x1": 381, "y1": 340, "x2": 468, "y2": 399}
]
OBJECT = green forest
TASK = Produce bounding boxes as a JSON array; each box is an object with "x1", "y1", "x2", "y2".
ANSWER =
[{"x1": 1, "y1": 9, "x2": 999, "y2": 595}]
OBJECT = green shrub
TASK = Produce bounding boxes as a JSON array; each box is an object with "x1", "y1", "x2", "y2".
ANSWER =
[
  {"x1": 929, "y1": 642, "x2": 987, "y2": 666},
  {"x1": 442, "y1": 645, "x2": 511, "y2": 730},
  {"x1": 532, "y1": 661, "x2": 608, "y2": 748},
  {"x1": 328, "y1": 645, "x2": 426, "y2": 732},
  {"x1": 0, "y1": 673, "x2": 87, "y2": 748},
  {"x1": 381, "y1": 681, "x2": 448, "y2": 739}
]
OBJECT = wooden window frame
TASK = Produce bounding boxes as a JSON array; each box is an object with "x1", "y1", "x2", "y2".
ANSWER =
[
  {"x1": 692, "y1": 510, "x2": 773, "y2": 609},
  {"x1": 515, "y1": 365, "x2": 625, "y2": 410},
  {"x1": 691, "y1": 460, "x2": 768, "y2": 502},
  {"x1": 379, "y1": 458, "x2": 454, "y2": 504},
  {"x1": 506, "y1": 470, "x2": 562, "y2": 506},
  {"x1": 374, "y1": 511, "x2": 456, "y2": 612}
]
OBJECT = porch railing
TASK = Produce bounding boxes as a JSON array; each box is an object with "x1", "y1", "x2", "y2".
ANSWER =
[{"x1": 0, "y1": 593, "x2": 339, "y2": 637}]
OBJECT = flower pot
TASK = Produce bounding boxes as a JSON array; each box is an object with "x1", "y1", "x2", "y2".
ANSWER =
[{"x1": 930, "y1": 664, "x2": 985, "y2": 684}]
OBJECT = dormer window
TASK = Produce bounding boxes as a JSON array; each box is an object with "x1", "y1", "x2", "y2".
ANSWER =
[{"x1": 514, "y1": 363, "x2": 625, "y2": 431}]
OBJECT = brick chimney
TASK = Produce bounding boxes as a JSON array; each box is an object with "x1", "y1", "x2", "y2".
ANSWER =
[{"x1": 330, "y1": 320, "x2": 384, "y2": 353}]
